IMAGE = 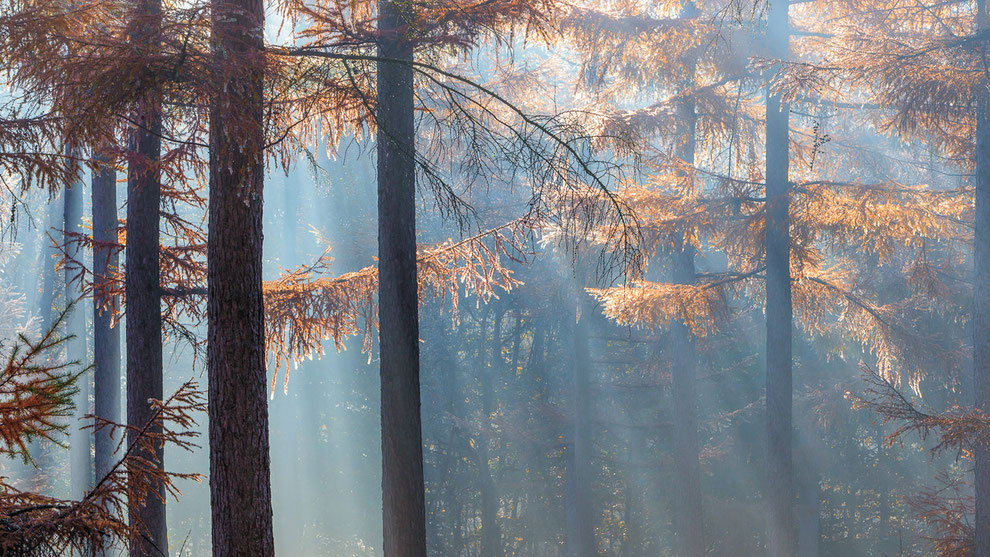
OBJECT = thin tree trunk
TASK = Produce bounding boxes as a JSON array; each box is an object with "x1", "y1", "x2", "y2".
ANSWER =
[
  {"x1": 479, "y1": 308, "x2": 504, "y2": 557},
  {"x1": 974, "y1": 2, "x2": 990, "y2": 554},
  {"x1": 670, "y1": 9, "x2": 705, "y2": 551},
  {"x1": 65, "y1": 151, "x2": 91, "y2": 502},
  {"x1": 377, "y1": 1, "x2": 427, "y2": 554},
  {"x1": 207, "y1": 0, "x2": 275, "y2": 553},
  {"x1": 125, "y1": 0, "x2": 166, "y2": 552},
  {"x1": 126, "y1": 104, "x2": 166, "y2": 557},
  {"x1": 568, "y1": 295, "x2": 596, "y2": 557},
  {"x1": 92, "y1": 149, "x2": 120, "y2": 484},
  {"x1": 765, "y1": 0, "x2": 796, "y2": 555}
]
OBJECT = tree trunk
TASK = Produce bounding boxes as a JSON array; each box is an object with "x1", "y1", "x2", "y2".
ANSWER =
[
  {"x1": 92, "y1": 149, "x2": 120, "y2": 484},
  {"x1": 65, "y1": 151, "x2": 91, "y2": 502},
  {"x1": 126, "y1": 102, "x2": 166, "y2": 556},
  {"x1": 479, "y1": 308, "x2": 504, "y2": 557},
  {"x1": 670, "y1": 12, "x2": 705, "y2": 551},
  {"x1": 765, "y1": 1, "x2": 796, "y2": 555},
  {"x1": 377, "y1": 2, "x2": 427, "y2": 554},
  {"x1": 207, "y1": 0, "x2": 275, "y2": 553},
  {"x1": 974, "y1": 2, "x2": 990, "y2": 554},
  {"x1": 568, "y1": 296, "x2": 596, "y2": 557}
]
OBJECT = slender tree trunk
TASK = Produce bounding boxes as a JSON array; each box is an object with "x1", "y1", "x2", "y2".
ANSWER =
[
  {"x1": 670, "y1": 12, "x2": 705, "y2": 552},
  {"x1": 125, "y1": 0, "x2": 166, "y2": 552},
  {"x1": 765, "y1": 1, "x2": 796, "y2": 555},
  {"x1": 65, "y1": 151, "x2": 91, "y2": 502},
  {"x1": 207, "y1": 0, "x2": 275, "y2": 554},
  {"x1": 479, "y1": 308, "x2": 504, "y2": 557},
  {"x1": 377, "y1": 2, "x2": 427, "y2": 555},
  {"x1": 568, "y1": 295, "x2": 596, "y2": 557},
  {"x1": 974, "y1": 2, "x2": 990, "y2": 554},
  {"x1": 126, "y1": 103, "x2": 166, "y2": 556},
  {"x1": 92, "y1": 149, "x2": 120, "y2": 484}
]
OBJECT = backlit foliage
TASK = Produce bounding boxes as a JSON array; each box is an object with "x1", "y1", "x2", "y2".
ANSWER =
[
  {"x1": 265, "y1": 217, "x2": 536, "y2": 393},
  {"x1": 0, "y1": 319, "x2": 205, "y2": 556}
]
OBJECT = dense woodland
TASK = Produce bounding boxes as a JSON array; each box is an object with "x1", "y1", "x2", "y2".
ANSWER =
[{"x1": 0, "y1": 0, "x2": 986, "y2": 555}]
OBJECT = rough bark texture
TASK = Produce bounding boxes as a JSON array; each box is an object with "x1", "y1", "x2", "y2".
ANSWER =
[
  {"x1": 207, "y1": 0, "x2": 275, "y2": 552},
  {"x1": 92, "y1": 150, "x2": 120, "y2": 483},
  {"x1": 377, "y1": 2, "x2": 428, "y2": 553},
  {"x1": 126, "y1": 107, "x2": 166, "y2": 557},
  {"x1": 670, "y1": 27, "x2": 705, "y2": 554},
  {"x1": 65, "y1": 154, "x2": 91, "y2": 502},
  {"x1": 975, "y1": 1, "x2": 990, "y2": 553},
  {"x1": 765, "y1": 0, "x2": 796, "y2": 555}
]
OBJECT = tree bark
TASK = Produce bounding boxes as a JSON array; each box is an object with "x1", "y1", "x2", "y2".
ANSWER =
[
  {"x1": 125, "y1": 0, "x2": 167, "y2": 552},
  {"x1": 765, "y1": 0, "x2": 796, "y2": 555},
  {"x1": 126, "y1": 103, "x2": 166, "y2": 557},
  {"x1": 92, "y1": 149, "x2": 120, "y2": 485},
  {"x1": 974, "y1": 1, "x2": 990, "y2": 554},
  {"x1": 377, "y1": 1, "x2": 427, "y2": 555},
  {"x1": 207, "y1": 0, "x2": 275, "y2": 554}
]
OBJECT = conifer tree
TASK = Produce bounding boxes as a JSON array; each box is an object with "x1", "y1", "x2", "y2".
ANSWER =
[{"x1": 207, "y1": 0, "x2": 275, "y2": 552}]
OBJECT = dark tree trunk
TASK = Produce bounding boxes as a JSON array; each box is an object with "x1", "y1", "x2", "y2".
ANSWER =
[
  {"x1": 126, "y1": 105, "x2": 166, "y2": 557},
  {"x1": 670, "y1": 16, "x2": 705, "y2": 552},
  {"x1": 974, "y1": 1, "x2": 990, "y2": 554},
  {"x1": 92, "y1": 149, "x2": 120, "y2": 484},
  {"x1": 207, "y1": 0, "x2": 275, "y2": 553},
  {"x1": 764, "y1": 1, "x2": 796, "y2": 555},
  {"x1": 376, "y1": 1, "x2": 427, "y2": 554},
  {"x1": 125, "y1": 0, "x2": 166, "y2": 552},
  {"x1": 65, "y1": 152, "x2": 91, "y2": 501},
  {"x1": 568, "y1": 296, "x2": 596, "y2": 557}
]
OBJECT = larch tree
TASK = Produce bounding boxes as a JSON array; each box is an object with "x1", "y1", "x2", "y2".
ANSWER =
[
  {"x1": 763, "y1": 0, "x2": 796, "y2": 555},
  {"x1": 91, "y1": 148, "x2": 120, "y2": 490},
  {"x1": 376, "y1": 0, "x2": 428, "y2": 554},
  {"x1": 125, "y1": 0, "x2": 167, "y2": 551},
  {"x1": 207, "y1": 0, "x2": 276, "y2": 552}
]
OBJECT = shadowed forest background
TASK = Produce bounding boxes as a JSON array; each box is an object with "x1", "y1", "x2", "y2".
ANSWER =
[{"x1": 0, "y1": 0, "x2": 985, "y2": 555}]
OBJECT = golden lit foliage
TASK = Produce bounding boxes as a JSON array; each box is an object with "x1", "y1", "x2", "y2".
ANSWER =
[
  {"x1": 587, "y1": 276, "x2": 741, "y2": 335},
  {"x1": 264, "y1": 217, "x2": 536, "y2": 393},
  {"x1": 0, "y1": 306, "x2": 77, "y2": 463}
]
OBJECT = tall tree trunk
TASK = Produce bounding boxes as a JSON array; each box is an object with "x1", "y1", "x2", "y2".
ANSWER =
[
  {"x1": 126, "y1": 108, "x2": 166, "y2": 557},
  {"x1": 764, "y1": 0, "x2": 796, "y2": 555},
  {"x1": 479, "y1": 308, "x2": 504, "y2": 557},
  {"x1": 377, "y1": 1, "x2": 427, "y2": 555},
  {"x1": 65, "y1": 151, "x2": 91, "y2": 502},
  {"x1": 568, "y1": 295, "x2": 596, "y2": 557},
  {"x1": 92, "y1": 149, "x2": 120, "y2": 485},
  {"x1": 126, "y1": 0, "x2": 166, "y2": 552},
  {"x1": 207, "y1": 0, "x2": 275, "y2": 553},
  {"x1": 670, "y1": 9, "x2": 705, "y2": 551},
  {"x1": 974, "y1": 1, "x2": 990, "y2": 554}
]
